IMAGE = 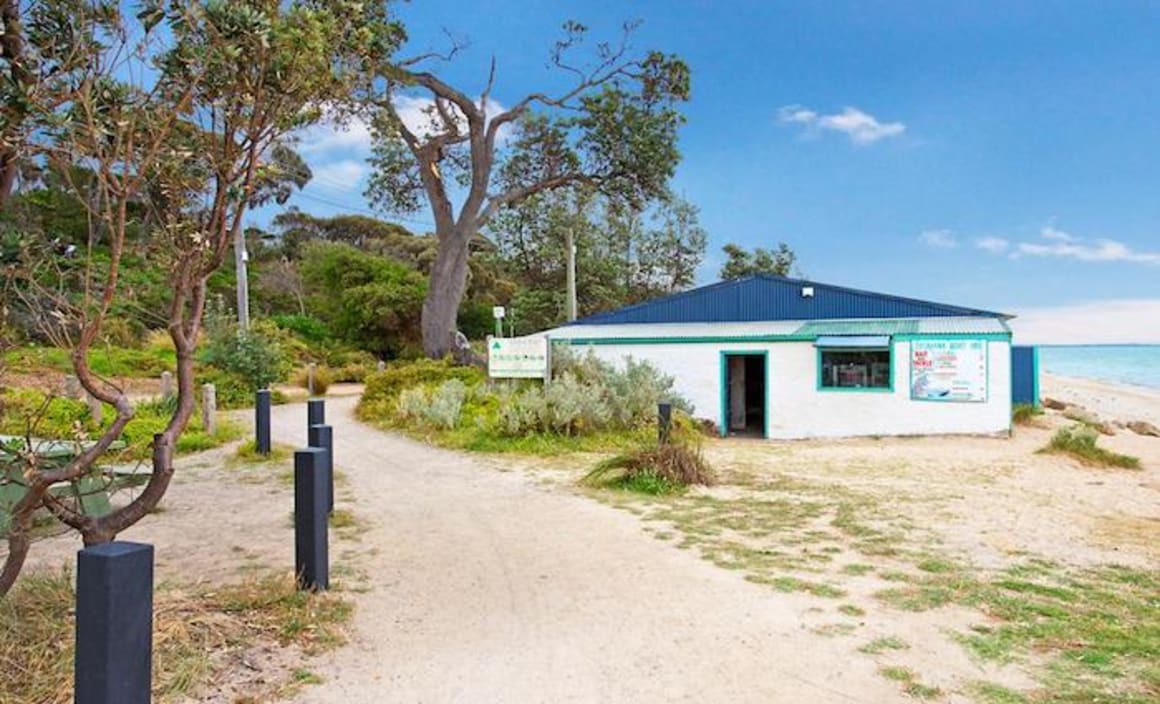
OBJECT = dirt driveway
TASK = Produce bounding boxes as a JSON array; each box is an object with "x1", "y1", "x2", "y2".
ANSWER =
[{"x1": 271, "y1": 396, "x2": 906, "y2": 703}]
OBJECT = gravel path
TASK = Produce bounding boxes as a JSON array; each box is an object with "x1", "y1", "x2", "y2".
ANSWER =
[{"x1": 275, "y1": 397, "x2": 902, "y2": 703}]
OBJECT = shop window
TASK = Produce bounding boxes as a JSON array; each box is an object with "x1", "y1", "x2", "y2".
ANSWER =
[{"x1": 819, "y1": 349, "x2": 891, "y2": 390}]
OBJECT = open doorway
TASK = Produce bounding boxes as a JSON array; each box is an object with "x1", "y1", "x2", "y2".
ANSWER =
[{"x1": 721, "y1": 352, "x2": 767, "y2": 438}]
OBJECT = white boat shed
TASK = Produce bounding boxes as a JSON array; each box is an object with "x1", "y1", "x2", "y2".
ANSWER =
[{"x1": 541, "y1": 275, "x2": 1014, "y2": 440}]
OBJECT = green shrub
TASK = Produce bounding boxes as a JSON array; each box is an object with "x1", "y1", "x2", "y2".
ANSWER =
[
  {"x1": 1042, "y1": 425, "x2": 1140, "y2": 469},
  {"x1": 396, "y1": 387, "x2": 428, "y2": 422},
  {"x1": 271, "y1": 314, "x2": 330, "y2": 344},
  {"x1": 425, "y1": 379, "x2": 467, "y2": 429},
  {"x1": 200, "y1": 318, "x2": 292, "y2": 392},
  {"x1": 358, "y1": 358, "x2": 485, "y2": 419},
  {"x1": 296, "y1": 366, "x2": 333, "y2": 395},
  {"x1": 0, "y1": 388, "x2": 239, "y2": 460}
]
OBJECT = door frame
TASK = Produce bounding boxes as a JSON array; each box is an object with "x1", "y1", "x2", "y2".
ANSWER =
[{"x1": 718, "y1": 350, "x2": 769, "y2": 439}]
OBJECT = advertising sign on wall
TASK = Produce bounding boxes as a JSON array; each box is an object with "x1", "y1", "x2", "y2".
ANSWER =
[
  {"x1": 910, "y1": 339, "x2": 987, "y2": 402},
  {"x1": 487, "y1": 335, "x2": 549, "y2": 379}
]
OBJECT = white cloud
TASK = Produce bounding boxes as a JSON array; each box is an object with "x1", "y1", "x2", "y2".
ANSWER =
[
  {"x1": 918, "y1": 229, "x2": 958, "y2": 249},
  {"x1": 296, "y1": 114, "x2": 373, "y2": 155},
  {"x1": 309, "y1": 159, "x2": 367, "y2": 187},
  {"x1": 975, "y1": 236, "x2": 1010, "y2": 254},
  {"x1": 1009, "y1": 299, "x2": 1160, "y2": 344},
  {"x1": 1011, "y1": 226, "x2": 1160, "y2": 265},
  {"x1": 778, "y1": 105, "x2": 906, "y2": 145}
]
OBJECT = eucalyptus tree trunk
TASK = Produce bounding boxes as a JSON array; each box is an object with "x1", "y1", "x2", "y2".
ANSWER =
[{"x1": 421, "y1": 221, "x2": 474, "y2": 358}]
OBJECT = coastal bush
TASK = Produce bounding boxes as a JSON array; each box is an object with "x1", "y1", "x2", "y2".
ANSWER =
[
  {"x1": 200, "y1": 319, "x2": 293, "y2": 392},
  {"x1": 358, "y1": 358, "x2": 485, "y2": 420},
  {"x1": 426, "y1": 380, "x2": 468, "y2": 429},
  {"x1": 295, "y1": 366, "x2": 333, "y2": 395},
  {"x1": 1042, "y1": 425, "x2": 1140, "y2": 469},
  {"x1": 358, "y1": 352, "x2": 690, "y2": 454}
]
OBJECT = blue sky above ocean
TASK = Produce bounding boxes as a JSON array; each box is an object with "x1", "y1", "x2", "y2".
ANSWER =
[{"x1": 260, "y1": 0, "x2": 1160, "y2": 344}]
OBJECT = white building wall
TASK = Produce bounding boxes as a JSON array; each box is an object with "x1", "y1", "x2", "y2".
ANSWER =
[{"x1": 556, "y1": 338, "x2": 1011, "y2": 439}]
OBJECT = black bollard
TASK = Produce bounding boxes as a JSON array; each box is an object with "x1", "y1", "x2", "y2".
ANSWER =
[
  {"x1": 75, "y1": 542, "x2": 153, "y2": 704},
  {"x1": 255, "y1": 389, "x2": 272, "y2": 455},
  {"x1": 294, "y1": 447, "x2": 329, "y2": 591},
  {"x1": 658, "y1": 402, "x2": 673, "y2": 445},
  {"x1": 307, "y1": 398, "x2": 325, "y2": 435},
  {"x1": 308, "y1": 423, "x2": 334, "y2": 514}
]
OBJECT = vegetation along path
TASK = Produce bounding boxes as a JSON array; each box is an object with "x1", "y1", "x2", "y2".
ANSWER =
[{"x1": 271, "y1": 397, "x2": 906, "y2": 703}]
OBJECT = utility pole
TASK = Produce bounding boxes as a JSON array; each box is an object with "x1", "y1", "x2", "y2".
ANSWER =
[
  {"x1": 234, "y1": 224, "x2": 250, "y2": 330},
  {"x1": 565, "y1": 225, "x2": 577, "y2": 322}
]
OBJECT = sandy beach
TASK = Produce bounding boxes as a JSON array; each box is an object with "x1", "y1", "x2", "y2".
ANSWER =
[{"x1": 1041, "y1": 373, "x2": 1160, "y2": 427}]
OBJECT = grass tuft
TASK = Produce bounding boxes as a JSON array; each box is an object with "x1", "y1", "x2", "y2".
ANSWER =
[
  {"x1": 583, "y1": 441, "x2": 715, "y2": 494},
  {"x1": 859, "y1": 636, "x2": 910, "y2": 654},
  {"x1": 1040, "y1": 425, "x2": 1140, "y2": 469},
  {"x1": 1011, "y1": 403, "x2": 1043, "y2": 426}
]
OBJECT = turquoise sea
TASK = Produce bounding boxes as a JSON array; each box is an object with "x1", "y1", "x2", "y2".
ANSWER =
[{"x1": 1038, "y1": 345, "x2": 1160, "y2": 391}]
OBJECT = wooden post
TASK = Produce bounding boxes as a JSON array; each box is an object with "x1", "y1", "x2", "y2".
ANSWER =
[
  {"x1": 75, "y1": 542, "x2": 153, "y2": 704},
  {"x1": 64, "y1": 375, "x2": 81, "y2": 399},
  {"x1": 159, "y1": 371, "x2": 174, "y2": 400},
  {"x1": 658, "y1": 402, "x2": 673, "y2": 445},
  {"x1": 201, "y1": 384, "x2": 216, "y2": 435},
  {"x1": 307, "y1": 362, "x2": 317, "y2": 396}
]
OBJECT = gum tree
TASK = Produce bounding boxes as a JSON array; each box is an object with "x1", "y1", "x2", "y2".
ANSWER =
[
  {"x1": 0, "y1": 0, "x2": 401, "y2": 596},
  {"x1": 364, "y1": 21, "x2": 690, "y2": 358}
]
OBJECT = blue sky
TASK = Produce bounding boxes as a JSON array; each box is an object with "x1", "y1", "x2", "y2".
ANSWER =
[{"x1": 281, "y1": 0, "x2": 1160, "y2": 343}]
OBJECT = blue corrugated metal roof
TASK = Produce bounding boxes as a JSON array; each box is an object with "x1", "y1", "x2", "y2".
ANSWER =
[{"x1": 570, "y1": 275, "x2": 1010, "y2": 326}]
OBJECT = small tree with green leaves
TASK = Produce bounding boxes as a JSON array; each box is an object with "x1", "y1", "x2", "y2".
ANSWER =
[{"x1": 0, "y1": 0, "x2": 402, "y2": 596}]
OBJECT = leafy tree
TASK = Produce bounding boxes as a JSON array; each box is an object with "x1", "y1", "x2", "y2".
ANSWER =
[
  {"x1": 719, "y1": 243, "x2": 797, "y2": 280},
  {"x1": 362, "y1": 21, "x2": 690, "y2": 358},
  {"x1": 298, "y1": 241, "x2": 426, "y2": 356},
  {"x1": 0, "y1": 0, "x2": 402, "y2": 595},
  {"x1": 486, "y1": 188, "x2": 707, "y2": 330}
]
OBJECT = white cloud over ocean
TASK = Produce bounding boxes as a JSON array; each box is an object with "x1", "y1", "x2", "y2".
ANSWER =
[
  {"x1": 1009, "y1": 299, "x2": 1160, "y2": 344},
  {"x1": 778, "y1": 105, "x2": 906, "y2": 145}
]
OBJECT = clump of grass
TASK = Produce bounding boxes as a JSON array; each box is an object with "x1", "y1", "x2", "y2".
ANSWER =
[
  {"x1": 968, "y1": 681, "x2": 1029, "y2": 704},
  {"x1": 583, "y1": 440, "x2": 715, "y2": 494},
  {"x1": 877, "y1": 666, "x2": 941, "y2": 699},
  {"x1": 231, "y1": 440, "x2": 293, "y2": 465},
  {"x1": 859, "y1": 636, "x2": 910, "y2": 654},
  {"x1": 838, "y1": 603, "x2": 866, "y2": 617},
  {"x1": 1011, "y1": 403, "x2": 1043, "y2": 426},
  {"x1": 1040, "y1": 425, "x2": 1140, "y2": 469},
  {"x1": 0, "y1": 569, "x2": 352, "y2": 704}
]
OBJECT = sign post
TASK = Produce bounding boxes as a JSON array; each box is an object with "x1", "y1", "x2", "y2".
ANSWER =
[
  {"x1": 487, "y1": 335, "x2": 549, "y2": 380},
  {"x1": 492, "y1": 306, "x2": 505, "y2": 339}
]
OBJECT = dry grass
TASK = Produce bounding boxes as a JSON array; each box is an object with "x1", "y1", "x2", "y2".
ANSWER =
[
  {"x1": 0, "y1": 569, "x2": 352, "y2": 704},
  {"x1": 583, "y1": 442, "x2": 715, "y2": 495}
]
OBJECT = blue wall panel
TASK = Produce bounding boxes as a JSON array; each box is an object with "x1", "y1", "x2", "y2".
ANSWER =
[{"x1": 1011, "y1": 346, "x2": 1039, "y2": 406}]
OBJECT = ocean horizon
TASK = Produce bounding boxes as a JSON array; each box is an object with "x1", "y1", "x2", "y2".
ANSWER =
[{"x1": 1037, "y1": 344, "x2": 1160, "y2": 391}]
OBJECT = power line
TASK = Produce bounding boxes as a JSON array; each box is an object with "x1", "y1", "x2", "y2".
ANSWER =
[{"x1": 289, "y1": 190, "x2": 438, "y2": 231}]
